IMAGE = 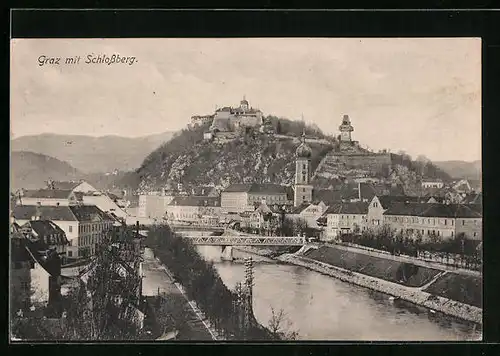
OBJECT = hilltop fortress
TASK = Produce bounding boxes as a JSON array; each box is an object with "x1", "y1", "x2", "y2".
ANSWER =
[{"x1": 189, "y1": 97, "x2": 401, "y2": 186}]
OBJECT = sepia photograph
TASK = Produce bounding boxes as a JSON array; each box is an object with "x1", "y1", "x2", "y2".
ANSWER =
[{"x1": 9, "y1": 37, "x2": 482, "y2": 341}]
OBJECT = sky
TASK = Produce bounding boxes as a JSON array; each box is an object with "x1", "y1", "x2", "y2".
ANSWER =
[{"x1": 10, "y1": 38, "x2": 481, "y2": 162}]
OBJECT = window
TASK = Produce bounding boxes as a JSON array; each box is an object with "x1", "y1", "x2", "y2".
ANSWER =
[
  {"x1": 373, "y1": 202, "x2": 378, "y2": 208},
  {"x1": 451, "y1": 231, "x2": 454, "y2": 237},
  {"x1": 444, "y1": 220, "x2": 447, "y2": 226},
  {"x1": 462, "y1": 220, "x2": 465, "y2": 226},
  {"x1": 69, "y1": 225, "x2": 73, "y2": 233},
  {"x1": 303, "y1": 164, "x2": 307, "y2": 169},
  {"x1": 302, "y1": 188, "x2": 305, "y2": 192}
]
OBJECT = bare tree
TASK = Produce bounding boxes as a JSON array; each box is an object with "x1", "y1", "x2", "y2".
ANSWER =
[{"x1": 267, "y1": 307, "x2": 299, "y2": 340}]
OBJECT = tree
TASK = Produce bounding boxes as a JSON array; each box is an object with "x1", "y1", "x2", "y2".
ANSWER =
[
  {"x1": 267, "y1": 307, "x2": 299, "y2": 340},
  {"x1": 276, "y1": 120, "x2": 282, "y2": 135}
]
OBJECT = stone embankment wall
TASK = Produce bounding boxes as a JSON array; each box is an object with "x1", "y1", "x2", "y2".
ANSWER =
[{"x1": 277, "y1": 253, "x2": 482, "y2": 325}]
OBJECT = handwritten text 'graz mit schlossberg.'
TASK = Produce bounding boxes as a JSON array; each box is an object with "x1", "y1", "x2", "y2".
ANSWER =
[{"x1": 38, "y1": 54, "x2": 137, "y2": 67}]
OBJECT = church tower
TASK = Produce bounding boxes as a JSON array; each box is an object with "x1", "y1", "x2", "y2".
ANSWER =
[
  {"x1": 294, "y1": 131, "x2": 313, "y2": 207},
  {"x1": 339, "y1": 114, "x2": 354, "y2": 142}
]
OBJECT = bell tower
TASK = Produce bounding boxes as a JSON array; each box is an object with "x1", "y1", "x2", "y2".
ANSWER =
[
  {"x1": 294, "y1": 131, "x2": 313, "y2": 207},
  {"x1": 339, "y1": 114, "x2": 354, "y2": 142}
]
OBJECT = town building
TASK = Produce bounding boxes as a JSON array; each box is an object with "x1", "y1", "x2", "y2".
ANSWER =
[
  {"x1": 19, "y1": 220, "x2": 69, "y2": 258},
  {"x1": 166, "y1": 196, "x2": 221, "y2": 224},
  {"x1": 12, "y1": 205, "x2": 115, "y2": 258},
  {"x1": 46, "y1": 179, "x2": 99, "y2": 194},
  {"x1": 421, "y1": 179, "x2": 444, "y2": 189},
  {"x1": 286, "y1": 201, "x2": 328, "y2": 229},
  {"x1": 17, "y1": 189, "x2": 84, "y2": 206},
  {"x1": 138, "y1": 191, "x2": 176, "y2": 219},
  {"x1": 320, "y1": 202, "x2": 369, "y2": 241},
  {"x1": 294, "y1": 132, "x2": 314, "y2": 207},
  {"x1": 189, "y1": 186, "x2": 219, "y2": 197},
  {"x1": 453, "y1": 178, "x2": 482, "y2": 193},
  {"x1": 249, "y1": 202, "x2": 285, "y2": 231},
  {"x1": 221, "y1": 183, "x2": 290, "y2": 213},
  {"x1": 366, "y1": 195, "x2": 423, "y2": 231},
  {"x1": 10, "y1": 225, "x2": 33, "y2": 311},
  {"x1": 383, "y1": 202, "x2": 482, "y2": 241}
]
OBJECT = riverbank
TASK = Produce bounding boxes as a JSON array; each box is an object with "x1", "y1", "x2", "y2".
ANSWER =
[
  {"x1": 235, "y1": 244, "x2": 481, "y2": 326},
  {"x1": 276, "y1": 252, "x2": 482, "y2": 326}
]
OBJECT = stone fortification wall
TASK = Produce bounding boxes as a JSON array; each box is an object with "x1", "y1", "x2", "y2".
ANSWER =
[{"x1": 313, "y1": 152, "x2": 392, "y2": 180}]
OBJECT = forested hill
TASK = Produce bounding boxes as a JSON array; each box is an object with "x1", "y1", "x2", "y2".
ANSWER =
[
  {"x1": 10, "y1": 151, "x2": 83, "y2": 191},
  {"x1": 120, "y1": 121, "x2": 334, "y2": 192}
]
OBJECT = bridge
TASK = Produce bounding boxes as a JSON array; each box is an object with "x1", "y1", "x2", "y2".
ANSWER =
[
  {"x1": 181, "y1": 235, "x2": 306, "y2": 246},
  {"x1": 169, "y1": 224, "x2": 225, "y2": 233}
]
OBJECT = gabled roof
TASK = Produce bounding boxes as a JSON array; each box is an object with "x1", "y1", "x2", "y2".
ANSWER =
[
  {"x1": 383, "y1": 202, "x2": 482, "y2": 218},
  {"x1": 50, "y1": 181, "x2": 82, "y2": 190},
  {"x1": 324, "y1": 202, "x2": 369, "y2": 215},
  {"x1": 224, "y1": 183, "x2": 287, "y2": 195},
  {"x1": 462, "y1": 193, "x2": 482, "y2": 205},
  {"x1": 69, "y1": 205, "x2": 115, "y2": 222},
  {"x1": 376, "y1": 195, "x2": 422, "y2": 209},
  {"x1": 169, "y1": 196, "x2": 220, "y2": 207},
  {"x1": 248, "y1": 184, "x2": 287, "y2": 194},
  {"x1": 13, "y1": 205, "x2": 78, "y2": 221},
  {"x1": 291, "y1": 203, "x2": 311, "y2": 214},
  {"x1": 23, "y1": 189, "x2": 73, "y2": 199},
  {"x1": 23, "y1": 220, "x2": 66, "y2": 237},
  {"x1": 223, "y1": 183, "x2": 253, "y2": 193}
]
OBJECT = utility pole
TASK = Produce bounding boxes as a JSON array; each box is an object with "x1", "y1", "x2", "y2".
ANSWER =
[{"x1": 244, "y1": 257, "x2": 254, "y2": 335}]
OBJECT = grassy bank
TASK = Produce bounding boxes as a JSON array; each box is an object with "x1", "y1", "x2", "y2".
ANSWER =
[
  {"x1": 424, "y1": 273, "x2": 482, "y2": 308},
  {"x1": 304, "y1": 246, "x2": 441, "y2": 287}
]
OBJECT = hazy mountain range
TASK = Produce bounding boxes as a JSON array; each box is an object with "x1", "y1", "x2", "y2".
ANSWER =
[
  {"x1": 433, "y1": 160, "x2": 482, "y2": 180},
  {"x1": 11, "y1": 131, "x2": 174, "y2": 174}
]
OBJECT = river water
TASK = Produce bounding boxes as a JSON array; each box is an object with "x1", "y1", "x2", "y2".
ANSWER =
[{"x1": 195, "y1": 245, "x2": 481, "y2": 341}]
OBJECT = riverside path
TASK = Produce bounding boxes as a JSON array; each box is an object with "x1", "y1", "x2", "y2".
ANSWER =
[{"x1": 141, "y1": 248, "x2": 220, "y2": 340}]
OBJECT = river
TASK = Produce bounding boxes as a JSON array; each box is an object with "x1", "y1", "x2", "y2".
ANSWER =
[{"x1": 195, "y1": 245, "x2": 481, "y2": 341}]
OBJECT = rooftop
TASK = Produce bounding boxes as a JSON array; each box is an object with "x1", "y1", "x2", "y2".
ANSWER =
[
  {"x1": 383, "y1": 202, "x2": 482, "y2": 218},
  {"x1": 12, "y1": 205, "x2": 114, "y2": 222},
  {"x1": 23, "y1": 189, "x2": 74, "y2": 199},
  {"x1": 224, "y1": 183, "x2": 288, "y2": 195},
  {"x1": 324, "y1": 202, "x2": 369, "y2": 215}
]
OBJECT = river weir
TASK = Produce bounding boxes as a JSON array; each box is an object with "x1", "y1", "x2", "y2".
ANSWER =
[{"x1": 195, "y1": 245, "x2": 481, "y2": 341}]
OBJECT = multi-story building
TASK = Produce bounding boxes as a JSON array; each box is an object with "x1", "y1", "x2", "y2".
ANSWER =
[
  {"x1": 319, "y1": 202, "x2": 369, "y2": 241},
  {"x1": 421, "y1": 179, "x2": 444, "y2": 189},
  {"x1": 366, "y1": 195, "x2": 422, "y2": 231},
  {"x1": 286, "y1": 201, "x2": 328, "y2": 229},
  {"x1": 383, "y1": 202, "x2": 482, "y2": 241},
  {"x1": 12, "y1": 205, "x2": 115, "y2": 258},
  {"x1": 221, "y1": 183, "x2": 289, "y2": 213},
  {"x1": 17, "y1": 189, "x2": 83, "y2": 206},
  {"x1": 19, "y1": 220, "x2": 69, "y2": 258},
  {"x1": 166, "y1": 196, "x2": 221, "y2": 224},
  {"x1": 138, "y1": 192, "x2": 176, "y2": 219},
  {"x1": 321, "y1": 202, "x2": 369, "y2": 241}
]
